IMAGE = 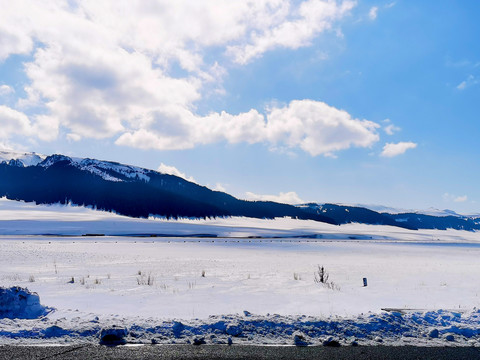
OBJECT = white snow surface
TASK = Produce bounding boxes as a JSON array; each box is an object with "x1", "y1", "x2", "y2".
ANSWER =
[{"x1": 1, "y1": 198, "x2": 480, "y2": 346}]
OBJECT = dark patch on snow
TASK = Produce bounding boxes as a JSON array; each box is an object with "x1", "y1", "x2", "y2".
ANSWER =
[
  {"x1": 445, "y1": 334, "x2": 455, "y2": 342},
  {"x1": 99, "y1": 327, "x2": 128, "y2": 346},
  {"x1": 193, "y1": 337, "x2": 206, "y2": 345},
  {"x1": 172, "y1": 321, "x2": 184, "y2": 337},
  {"x1": 323, "y1": 336, "x2": 341, "y2": 347},
  {"x1": 226, "y1": 324, "x2": 242, "y2": 337},
  {"x1": 43, "y1": 325, "x2": 70, "y2": 338},
  {"x1": 293, "y1": 331, "x2": 309, "y2": 346}
]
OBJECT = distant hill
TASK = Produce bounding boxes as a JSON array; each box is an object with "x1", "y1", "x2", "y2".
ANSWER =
[
  {"x1": 1, "y1": 150, "x2": 479, "y2": 231},
  {"x1": 299, "y1": 203, "x2": 480, "y2": 231},
  {"x1": 0, "y1": 151, "x2": 335, "y2": 224}
]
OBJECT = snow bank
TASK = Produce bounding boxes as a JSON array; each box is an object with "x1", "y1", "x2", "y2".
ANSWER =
[
  {"x1": 2, "y1": 308, "x2": 480, "y2": 346},
  {"x1": 0, "y1": 287, "x2": 50, "y2": 319}
]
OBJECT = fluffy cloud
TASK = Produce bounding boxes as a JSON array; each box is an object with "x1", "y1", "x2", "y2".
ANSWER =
[
  {"x1": 117, "y1": 100, "x2": 380, "y2": 156},
  {"x1": 384, "y1": 124, "x2": 400, "y2": 135},
  {"x1": 214, "y1": 183, "x2": 227, "y2": 192},
  {"x1": 157, "y1": 163, "x2": 196, "y2": 183},
  {"x1": 0, "y1": 85, "x2": 14, "y2": 96},
  {"x1": 380, "y1": 141, "x2": 417, "y2": 157},
  {"x1": 0, "y1": 106, "x2": 58, "y2": 142},
  {"x1": 0, "y1": 0, "x2": 364, "y2": 155},
  {"x1": 228, "y1": 0, "x2": 356, "y2": 64},
  {"x1": 266, "y1": 100, "x2": 379, "y2": 156},
  {"x1": 368, "y1": 6, "x2": 378, "y2": 20},
  {"x1": 382, "y1": 119, "x2": 400, "y2": 135},
  {"x1": 0, "y1": 106, "x2": 33, "y2": 138},
  {"x1": 245, "y1": 191, "x2": 304, "y2": 204}
]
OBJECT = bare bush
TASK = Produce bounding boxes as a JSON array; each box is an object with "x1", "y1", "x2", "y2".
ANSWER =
[
  {"x1": 137, "y1": 271, "x2": 154, "y2": 286},
  {"x1": 28, "y1": 275, "x2": 35, "y2": 282},
  {"x1": 314, "y1": 265, "x2": 340, "y2": 291},
  {"x1": 147, "y1": 273, "x2": 154, "y2": 286},
  {"x1": 314, "y1": 265, "x2": 329, "y2": 284}
]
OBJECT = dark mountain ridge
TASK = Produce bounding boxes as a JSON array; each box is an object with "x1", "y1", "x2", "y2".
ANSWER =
[
  {"x1": 0, "y1": 154, "x2": 336, "y2": 224},
  {"x1": 0, "y1": 151, "x2": 478, "y2": 231},
  {"x1": 300, "y1": 203, "x2": 480, "y2": 231}
]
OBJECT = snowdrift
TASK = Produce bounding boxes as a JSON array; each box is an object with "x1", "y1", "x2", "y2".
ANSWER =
[{"x1": 0, "y1": 287, "x2": 50, "y2": 319}]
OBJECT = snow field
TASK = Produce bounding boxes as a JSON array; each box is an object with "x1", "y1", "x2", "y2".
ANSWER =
[
  {"x1": 2, "y1": 198, "x2": 480, "y2": 346},
  {"x1": 2, "y1": 238, "x2": 480, "y2": 318},
  {"x1": 2, "y1": 237, "x2": 480, "y2": 346}
]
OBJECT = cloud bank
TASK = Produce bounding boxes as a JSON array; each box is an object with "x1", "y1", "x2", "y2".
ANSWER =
[{"x1": 0, "y1": 0, "x2": 382, "y2": 157}]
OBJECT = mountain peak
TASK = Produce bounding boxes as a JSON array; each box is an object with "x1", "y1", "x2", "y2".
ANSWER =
[{"x1": 0, "y1": 149, "x2": 46, "y2": 167}]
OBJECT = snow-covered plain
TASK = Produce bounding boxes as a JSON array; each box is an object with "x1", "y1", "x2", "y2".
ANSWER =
[{"x1": 1, "y1": 198, "x2": 480, "y2": 346}]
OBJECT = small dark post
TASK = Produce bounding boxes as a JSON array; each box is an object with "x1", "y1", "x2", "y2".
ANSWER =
[{"x1": 363, "y1": 277, "x2": 368, "y2": 287}]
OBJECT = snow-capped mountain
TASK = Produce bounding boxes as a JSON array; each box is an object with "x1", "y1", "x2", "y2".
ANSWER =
[
  {"x1": 0, "y1": 150, "x2": 478, "y2": 231},
  {"x1": 0, "y1": 150, "x2": 335, "y2": 224},
  {"x1": 37, "y1": 154, "x2": 152, "y2": 183},
  {"x1": 0, "y1": 151, "x2": 151, "y2": 183},
  {"x1": 0, "y1": 150, "x2": 46, "y2": 167},
  {"x1": 300, "y1": 203, "x2": 480, "y2": 231},
  {"x1": 339, "y1": 203, "x2": 471, "y2": 218}
]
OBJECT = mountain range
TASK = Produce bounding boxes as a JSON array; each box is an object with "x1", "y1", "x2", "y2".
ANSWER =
[{"x1": 0, "y1": 150, "x2": 479, "y2": 231}]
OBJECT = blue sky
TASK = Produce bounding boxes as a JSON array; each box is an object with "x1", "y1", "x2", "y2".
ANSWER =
[{"x1": 0, "y1": 1, "x2": 479, "y2": 213}]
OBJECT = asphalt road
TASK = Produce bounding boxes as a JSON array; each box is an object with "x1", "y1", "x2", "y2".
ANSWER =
[{"x1": 1, "y1": 345, "x2": 480, "y2": 360}]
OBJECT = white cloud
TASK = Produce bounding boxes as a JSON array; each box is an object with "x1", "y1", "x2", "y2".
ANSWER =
[
  {"x1": 384, "y1": 124, "x2": 400, "y2": 135},
  {"x1": 382, "y1": 120, "x2": 401, "y2": 135},
  {"x1": 214, "y1": 183, "x2": 227, "y2": 192},
  {"x1": 117, "y1": 100, "x2": 380, "y2": 157},
  {"x1": 443, "y1": 193, "x2": 468, "y2": 203},
  {"x1": 66, "y1": 133, "x2": 82, "y2": 142},
  {"x1": 380, "y1": 141, "x2": 417, "y2": 157},
  {"x1": 0, "y1": 105, "x2": 34, "y2": 139},
  {"x1": 456, "y1": 75, "x2": 477, "y2": 90},
  {"x1": 368, "y1": 6, "x2": 378, "y2": 20},
  {"x1": 157, "y1": 163, "x2": 196, "y2": 183},
  {"x1": 0, "y1": 2, "x2": 35, "y2": 61},
  {"x1": 228, "y1": 0, "x2": 356, "y2": 64},
  {"x1": 265, "y1": 100, "x2": 380, "y2": 156},
  {"x1": 245, "y1": 191, "x2": 304, "y2": 204},
  {"x1": 457, "y1": 81, "x2": 467, "y2": 90},
  {"x1": 0, "y1": 85, "x2": 14, "y2": 96},
  {"x1": 0, "y1": 0, "x2": 364, "y2": 155}
]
